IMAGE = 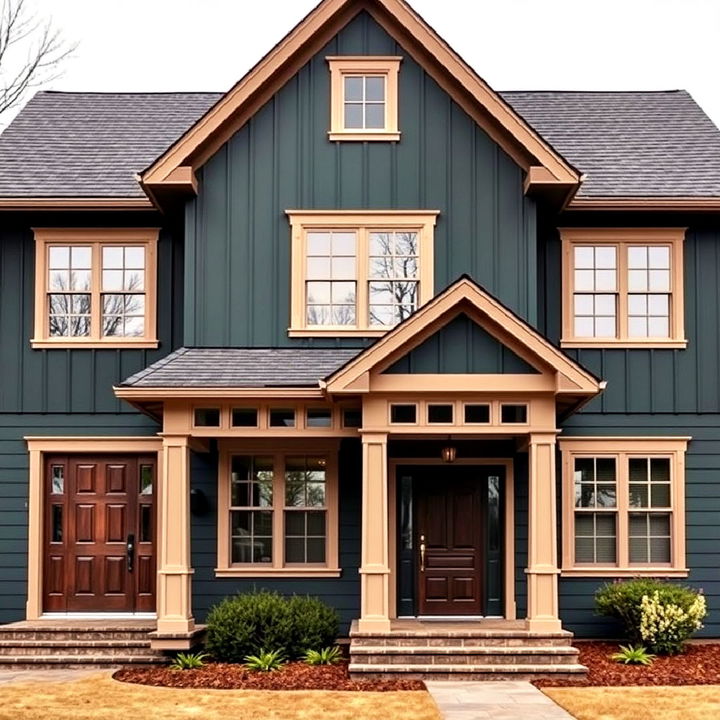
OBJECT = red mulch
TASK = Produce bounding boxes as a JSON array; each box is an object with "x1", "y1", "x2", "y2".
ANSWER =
[
  {"x1": 114, "y1": 660, "x2": 425, "y2": 692},
  {"x1": 535, "y1": 642, "x2": 720, "y2": 687}
]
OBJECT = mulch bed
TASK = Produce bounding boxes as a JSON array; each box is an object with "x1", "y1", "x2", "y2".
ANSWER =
[
  {"x1": 114, "y1": 660, "x2": 425, "y2": 692},
  {"x1": 535, "y1": 641, "x2": 720, "y2": 687}
]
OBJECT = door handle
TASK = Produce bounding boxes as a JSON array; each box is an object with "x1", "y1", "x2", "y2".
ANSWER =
[
  {"x1": 420, "y1": 534, "x2": 426, "y2": 573},
  {"x1": 127, "y1": 533, "x2": 135, "y2": 573}
]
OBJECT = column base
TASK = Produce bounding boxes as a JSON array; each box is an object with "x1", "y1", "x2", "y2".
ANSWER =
[
  {"x1": 525, "y1": 617, "x2": 563, "y2": 633},
  {"x1": 357, "y1": 617, "x2": 392, "y2": 633},
  {"x1": 156, "y1": 617, "x2": 196, "y2": 635}
]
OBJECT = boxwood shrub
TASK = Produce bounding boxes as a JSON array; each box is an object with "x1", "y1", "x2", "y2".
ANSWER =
[{"x1": 205, "y1": 590, "x2": 339, "y2": 663}]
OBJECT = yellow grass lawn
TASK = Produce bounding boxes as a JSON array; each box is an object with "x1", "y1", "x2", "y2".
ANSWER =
[
  {"x1": 0, "y1": 672, "x2": 441, "y2": 720},
  {"x1": 544, "y1": 685, "x2": 720, "y2": 720}
]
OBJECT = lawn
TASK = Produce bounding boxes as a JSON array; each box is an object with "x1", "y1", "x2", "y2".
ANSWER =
[
  {"x1": 544, "y1": 686, "x2": 720, "y2": 720},
  {"x1": 0, "y1": 672, "x2": 441, "y2": 720}
]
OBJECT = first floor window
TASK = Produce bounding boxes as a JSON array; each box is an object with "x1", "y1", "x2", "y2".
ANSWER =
[
  {"x1": 560, "y1": 438, "x2": 688, "y2": 575},
  {"x1": 223, "y1": 449, "x2": 337, "y2": 571}
]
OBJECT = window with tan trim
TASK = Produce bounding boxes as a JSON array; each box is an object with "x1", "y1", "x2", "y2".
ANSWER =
[
  {"x1": 560, "y1": 437, "x2": 689, "y2": 577},
  {"x1": 327, "y1": 56, "x2": 401, "y2": 141},
  {"x1": 32, "y1": 228, "x2": 158, "y2": 348},
  {"x1": 287, "y1": 210, "x2": 437, "y2": 336},
  {"x1": 560, "y1": 228, "x2": 686, "y2": 348},
  {"x1": 216, "y1": 444, "x2": 340, "y2": 577}
]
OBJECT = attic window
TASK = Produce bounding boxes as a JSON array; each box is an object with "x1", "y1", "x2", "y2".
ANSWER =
[{"x1": 327, "y1": 57, "x2": 401, "y2": 141}]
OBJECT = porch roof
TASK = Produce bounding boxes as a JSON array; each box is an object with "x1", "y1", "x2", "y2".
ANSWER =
[{"x1": 119, "y1": 347, "x2": 360, "y2": 388}]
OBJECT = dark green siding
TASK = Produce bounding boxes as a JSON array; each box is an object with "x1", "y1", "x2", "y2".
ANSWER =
[
  {"x1": 385, "y1": 313, "x2": 538, "y2": 374},
  {"x1": 184, "y1": 11, "x2": 536, "y2": 348}
]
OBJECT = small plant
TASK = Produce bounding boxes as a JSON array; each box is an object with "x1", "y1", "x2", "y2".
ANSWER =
[
  {"x1": 244, "y1": 648, "x2": 286, "y2": 672},
  {"x1": 304, "y1": 646, "x2": 342, "y2": 666},
  {"x1": 169, "y1": 651, "x2": 209, "y2": 670},
  {"x1": 610, "y1": 644, "x2": 656, "y2": 666},
  {"x1": 639, "y1": 590, "x2": 707, "y2": 655}
]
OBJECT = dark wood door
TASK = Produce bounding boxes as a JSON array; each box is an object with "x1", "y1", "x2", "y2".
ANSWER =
[
  {"x1": 43, "y1": 455, "x2": 156, "y2": 613},
  {"x1": 415, "y1": 467, "x2": 483, "y2": 615}
]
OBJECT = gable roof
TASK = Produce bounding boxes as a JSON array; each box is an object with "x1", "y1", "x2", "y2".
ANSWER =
[
  {"x1": 140, "y1": 0, "x2": 580, "y2": 194},
  {"x1": 325, "y1": 275, "x2": 603, "y2": 396}
]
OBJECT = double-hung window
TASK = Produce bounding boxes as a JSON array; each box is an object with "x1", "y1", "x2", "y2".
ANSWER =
[
  {"x1": 287, "y1": 211, "x2": 438, "y2": 336},
  {"x1": 32, "y1": 228, "x2": 158, "y2": 348},
  {"x1": 560, "y1": 437, "x2": 689, "y2": 576},
  {"x1": 560, "y1": 228, "x2": 686, "y2": 348}
]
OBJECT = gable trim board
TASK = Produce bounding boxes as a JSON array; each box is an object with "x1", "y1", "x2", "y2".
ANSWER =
[
  {"x1": 140, "y1": 0, "x2": 580, "y2": 198},
  {"x1": 0, "y1": 198, "x2": 154, "y2": 210},
  {"x1": 567, "y1": 197, "x2": 720, "y2": 211}
]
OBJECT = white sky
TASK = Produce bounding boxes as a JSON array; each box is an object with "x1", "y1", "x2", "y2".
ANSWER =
[{"x1": 18, "y1": 0, "x2": 720, "y2": 127}]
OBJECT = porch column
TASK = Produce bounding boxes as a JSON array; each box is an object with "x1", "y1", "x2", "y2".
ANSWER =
[
  {"x1": 358, "y1": 432, "x2": 391, "y2": 632},
  {"x1": 156, "y1": 432, "x2": 195, "y2": 635},
  {"x1": 526, "y1": 431, "x2": 562, "y2": 632}
]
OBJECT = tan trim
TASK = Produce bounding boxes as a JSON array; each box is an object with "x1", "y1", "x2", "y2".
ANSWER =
[
  {"x1": 24, "y1": 436, "x2": 162, "y2": 621},
  {"x1": 216, "y1": 438, "x2": 340, "y2": 577},
  {"x1": 31, "y1": 228, "x2": 159, "y2": 349},
  {"x1": 114, "y1": 387, "x2": 325, "y2": 401},
  {"x1": 0, "y1": 197, "x2": 153, "y2": 210},
  {"x1": 326, "y1": 276, "x2": 602, "y2": 395},
  {"x1": 388, "y1": 458, "x2": 515, "y2": 620},
  {"x1": 568, "y1": 196, "x2": 720, "y2": 211},
  {"x1": 140, "y1": 0, "x2": 579, "y2": 194},
  {"x1": 560, "y1": 227, "x2": 686, "y2": 348},
  {"x1": 559, "y1": 436, "x2": 689, "y2": 577},
  {"x1": 327, "y1": 56, "x2": 401, "y2": 141},
  {"x1": 287, "y1": 210, "x2": 437, "y2": 335}
]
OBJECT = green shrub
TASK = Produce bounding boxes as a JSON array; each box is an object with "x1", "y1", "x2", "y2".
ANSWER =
[
  {"x1": 304, "y1": 646, "x2": 342, "y2": 666},
  {"x1": 595, "y1": 579, "x2": 706, "y2": 654},
  {"x1": 244, "y1": 648, "x2": 286, "y2": 672},
  {"x1": 610, "y1": 644, "x2": 655, "y2": 666},
  {"x1": 169, "y1": 651, "x2": 209, "y2": 670},
  {"x1": 205, "y1": 590, "x2": 339, "y2": 663}
]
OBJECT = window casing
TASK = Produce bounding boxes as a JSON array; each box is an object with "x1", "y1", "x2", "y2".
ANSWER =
[
  {"x1": 327, "y1": 56, "x2": 401, "y2": 141},
  {"x1": 32, "y1": 228, "x2": 158, "y2": 348},
  {"x1": 560, "y1": 228, "x2": 686, "y2": 348},
  {"x1": 217, "y1": 443, "x2": 340, "y2": 577},
  {"x1": 560, "y1": 437, "x2": 689, "y2": 576},
  {"x1": 287, "y1": 211, "x2": 438, "y2": 336}
]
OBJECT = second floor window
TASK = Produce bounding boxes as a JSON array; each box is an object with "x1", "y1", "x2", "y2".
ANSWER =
[
  {"x1": 560, "y1": 228, "x2": 686, "y2": 348},
  {"x1": 287, "y1": 211, "x2": 438, "y2": 336},
  {"x1": 32, "y1": 228, "x2": 159, "y2": 349}
]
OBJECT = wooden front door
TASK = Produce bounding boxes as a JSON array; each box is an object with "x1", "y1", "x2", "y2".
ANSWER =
[
  {"x1": 43, "y1": 455, "x2": 156, "y2": 613},
  {"x1": 415, "y1": 467, "x2": 483, "y2": 616}
]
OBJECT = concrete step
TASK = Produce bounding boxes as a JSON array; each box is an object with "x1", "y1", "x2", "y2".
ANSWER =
[
  {"x1": 349, "y1": 662, "x2": 588, "y2": 681},
  {"x1": 0, "y1": 654, "x2": 169, "y2": 669}
]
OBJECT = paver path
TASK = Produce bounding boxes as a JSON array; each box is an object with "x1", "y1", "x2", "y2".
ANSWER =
[{"x1": 426, "y1": 681, "x2": 575, "y2": 720}]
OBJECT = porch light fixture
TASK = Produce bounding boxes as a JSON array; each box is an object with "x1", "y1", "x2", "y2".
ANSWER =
[{"x1": 441, "y1": 439, "x2": 457, "y2": 464}]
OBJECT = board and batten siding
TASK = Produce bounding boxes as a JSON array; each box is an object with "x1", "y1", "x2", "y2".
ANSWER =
[{"x1": 184, "y1": 10, "x2": 536, "y2": 348}]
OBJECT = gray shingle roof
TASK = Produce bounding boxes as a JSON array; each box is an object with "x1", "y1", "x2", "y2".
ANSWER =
[
  {"x1": 501, "y1": 90, "x2": 720, "y2": 198},
  {"x1": 0, "y1": 91, "x2": 221, "y2": 197},
  {"x1": 1, "y1": 89, "x2": 720, "y2": 199},
  {"x1": 120, "y1": 347, "x2": 361, "y2": 388}
]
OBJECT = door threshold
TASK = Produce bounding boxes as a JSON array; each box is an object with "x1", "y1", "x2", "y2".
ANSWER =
[
  {"x1": 405, "y1": 615, "x2": 488, "y2": 621},
  {"x1": 41, "y1": 612, "x2": 157, "y2": 620}
]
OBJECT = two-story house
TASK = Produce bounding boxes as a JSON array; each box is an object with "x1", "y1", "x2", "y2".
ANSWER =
[{"x1": 0, "y1": 0, "x2": 719, "y2": 677}]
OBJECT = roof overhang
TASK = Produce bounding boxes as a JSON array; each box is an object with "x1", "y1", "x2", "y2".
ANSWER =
[{"x1": 139, "y1": 0, "x2": 581, "y2": 203}]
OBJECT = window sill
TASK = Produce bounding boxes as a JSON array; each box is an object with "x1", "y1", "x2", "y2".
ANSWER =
[
  {"x1": 561, "y1": 567, "x2": 689, "y2": 578},
  {"x1": 561, "y1": 339, "x2": 687, "y2": 350},
  {"x1": 215, "y1": 567, "x2": 342, "y2": 578},
  {"x1": 288, "y1": 328, "x2": 388, "y2": 338},
  {"x1": 31, "y1": 338, "x2": 159, "y2": 350},
  {"x1": 328, "y1": 131, "x2": 400, "y2": 142}
]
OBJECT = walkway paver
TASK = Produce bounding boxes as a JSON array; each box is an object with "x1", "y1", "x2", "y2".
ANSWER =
[
  {"x1": 0, "y1": 668, "x2": 113, "y2": 685},
  {"x1": 426, "y1": 681, "x2": 575, "y2": 720}
]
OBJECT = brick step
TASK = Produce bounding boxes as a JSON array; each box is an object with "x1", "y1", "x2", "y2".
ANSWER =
[
  {"x1": 0, "y1": 630, "x2": 153, "y2": 642},
  {"x1": 350, "y1": 635, "x2": 574, "y2": 648},
  {"x1": 350, "y1": 645, "x2": 579, "y2": 666},
  {"x1": 0, "y1": 640, "x2": 155, "y2": 657},
  {"x1": 349, "y1": 662, "x2": 588, "y2": 681},
  {"x1": 0, "y1": 654, "x2": 169, "y2": 669}
]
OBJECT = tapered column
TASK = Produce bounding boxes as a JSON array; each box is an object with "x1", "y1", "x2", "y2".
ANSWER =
[
  {"x1": 526, "y1": 432, "x2": 562, "y2": 632},
  {"x1": 156, "y1": 432, "x2": 195, "y2": 635},
  {"x1": 358, "y1": 432, "x2": 391, "y2": 632}
]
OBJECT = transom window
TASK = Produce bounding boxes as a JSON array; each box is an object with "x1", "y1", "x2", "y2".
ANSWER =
[
  {"x1": 218, "y1": 447, "x2": 339, "y2": 575},
  {"x1": 287, "y1": 211, "x2": 437, "y2": 336},
  {"x1": 560, "y1": 438, "x2": 688, "y2": 576},
  {"x1": 327, "y1": 56, "x2": 401, "y2": 141},
  {"x1": 32, "y1": 229, "x2": 158, "y2": 348},
  {"x1": 561, "y1": 228, "x2": 685, "y2": 348}
]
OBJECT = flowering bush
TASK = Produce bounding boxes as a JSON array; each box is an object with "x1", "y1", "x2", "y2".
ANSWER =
[
  {"x1": 639, "y1": 590, "x2": 707, "y2": 655},
  {"x1": 596, "y1": 579, "x2": 707, "y2": 654}
]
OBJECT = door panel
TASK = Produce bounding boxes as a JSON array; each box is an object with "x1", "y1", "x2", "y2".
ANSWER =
[{"x1": 43, "y1": 455, "x2": 156, "y2": 613}]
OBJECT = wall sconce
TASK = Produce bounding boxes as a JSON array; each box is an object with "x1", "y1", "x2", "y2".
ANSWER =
[{"x1": 441, "y1": 439, "x2": 457, "y2": 463}]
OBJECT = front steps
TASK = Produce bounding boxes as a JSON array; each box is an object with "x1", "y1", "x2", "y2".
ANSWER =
[
  {"x1": 0, "y1": 622, "x2": 170, "y2": 669},
  {"x1": 349, "y1": 620, "x2": 587, "y2": 681}
]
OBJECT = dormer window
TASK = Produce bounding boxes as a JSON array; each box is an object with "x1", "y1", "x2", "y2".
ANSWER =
[{"x1": 327, "y1": 57, "x2": 401, "y2": 141}]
